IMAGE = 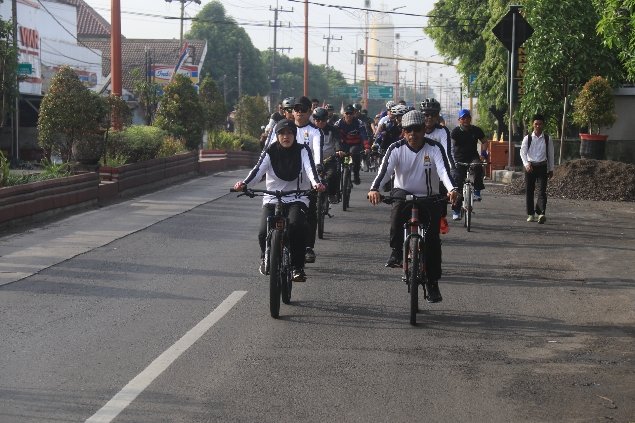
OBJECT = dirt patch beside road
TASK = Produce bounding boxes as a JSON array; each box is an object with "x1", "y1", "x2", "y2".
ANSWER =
[{"x1": 493, "y1": 159, "x2": 635, "y2": 202}]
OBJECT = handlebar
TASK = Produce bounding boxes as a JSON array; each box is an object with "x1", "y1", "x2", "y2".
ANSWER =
[
  {"x1": 455, "y1": 162, "x2": 488, "y2": 167},
  {"x1": 370, "y1": 193, "x2": 448, "y2": 205},
  {"x1": 230, "y1": 187, "x2": 314, "y2": 198}
]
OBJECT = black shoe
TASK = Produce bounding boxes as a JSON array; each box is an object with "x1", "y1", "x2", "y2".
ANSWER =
[
  {"x1": 425, "y1": 280, "x2": 443, "y2": 303},
  {"x1": 292, "y1": 267, "x2": 306, "y2": 282},
  {"x1": 385, "y1": 249, "x2": 403, "y2": 268},
  {"x1": 353, "y1": 174, "x2": 361, "y2": 185},
  {"x1": 305, "y1": 247, "x2": 316, "y2": 263}
]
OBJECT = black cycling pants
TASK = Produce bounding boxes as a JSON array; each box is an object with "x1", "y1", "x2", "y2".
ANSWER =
[{"x1": 258, "y1": 202, "x2": 307, "y2": 269}]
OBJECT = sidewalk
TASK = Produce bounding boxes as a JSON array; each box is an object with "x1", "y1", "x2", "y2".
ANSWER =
[{"x1": 0, "y1": 169, "x2": 243, "y2": 287}]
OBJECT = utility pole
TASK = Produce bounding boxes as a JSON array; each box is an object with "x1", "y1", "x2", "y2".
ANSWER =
[
  {"x1": 269, "y1": 2, "x2": 292, "y2": 111},
  {"x1": 237, "y1": 52, "x2": 242, "y2": 100},
  {"x1": 303, "y1": 0, "x2": 309, "y2": 96},
  {"x1": 11, "y1": 0, "x2": 19, "y2": 163},
  {"x1": 363, "y1": 1, "x2": 369, "y2": 109},
  {"x1": 323, "y1": 16, "x2": 341, "y2": 67},
  {"x1": 165, "y1": 0, "x2": 201, "y2": 48}
]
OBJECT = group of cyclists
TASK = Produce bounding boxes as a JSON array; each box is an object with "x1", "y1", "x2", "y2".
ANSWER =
[{"x1": 234, "y1": 94, "x2": 488, "y2": 302}]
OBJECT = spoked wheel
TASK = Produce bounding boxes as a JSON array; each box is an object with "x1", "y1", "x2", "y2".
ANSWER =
[
  {"x1": 317, "y1": 192, "x2": 327, "y2": 239},
  {"x1": 342, "y1": 169, "x2": 351, "y2": 211},
  {"x1": 269, "y1": 230, "x2": 283, "y2": 318},
  {"x1": 407, "y1": 238, "x2": 421, "y2": 325},
  {"x1": 463, "y1": 184, "x2": 472, "y2": 231},
  {"x1": 281, "y1": 246, "x2": 293, "y2": 304}
]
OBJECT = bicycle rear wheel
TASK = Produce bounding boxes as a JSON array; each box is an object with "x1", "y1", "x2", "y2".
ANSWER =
[
  {"x1": 463, "y1": 184, "x2": 472, "y2": 231},
  {"x1": 269, "y1": 230, "x2": 283, "y2": 318},
  {"x1": 317, "y1": 192, "x2": 326, "y2": 239},
  {"x1": 342, "y1": 168, "x2": 351, "y2": 211},
  {"x1": 281, "y1": 246, "x2": 292, "y2": 304},
  {"x1": 407, "y1": 237, "x2": 421, "y2": 325}
]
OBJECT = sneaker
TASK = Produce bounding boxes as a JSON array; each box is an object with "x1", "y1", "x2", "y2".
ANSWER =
[
  {"x1": 527, "y1": 214, "x2": 537, "y2": 222},
  {"x1": 473, "y1": 190, "x2": 481, "y2": 201},
  {"x1": 425, "y1": 280, "x2": 443, "y2": 303},
  {"x1": 452, "y1": 211, "x2": 461, "y2": 221},
  {"x1": 439, "y1": 216, "x2": 449, "y2": 234},
  {"x1": 259, "y1": 258, "x2": 267, "y2": 275},
  {"x1": 305, "y1": 247, "x2": 316, "y2": 263},
  {"x1": 538, "y1": 214, "x2": 546, "y2": 224},
  {"x1": 385, "y1": 249, "x2": 403, "y2": 268},
  {"x1": 353, "y1": 174, "x2": 361, "y2": 185},
  {"x1": 292, "y1": 268, "x2": 306, "y2": 282}
]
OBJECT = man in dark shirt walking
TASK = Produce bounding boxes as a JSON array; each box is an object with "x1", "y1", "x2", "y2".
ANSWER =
[{"x1": 450, "y1": 109, "x2": 487, "y2": 220}]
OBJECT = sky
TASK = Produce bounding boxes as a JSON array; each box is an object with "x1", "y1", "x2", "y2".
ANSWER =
[{"x1": 83, "y1": 0, "x2": 461, "y2": 100}]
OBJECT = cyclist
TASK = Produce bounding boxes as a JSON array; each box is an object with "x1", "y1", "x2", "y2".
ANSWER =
[
  {"x1": 450, "y1": 108, "x2": 487, "y2": 221},
  {"x1": 326, "y1": 103, "x2": 339, "y2": 125},
  {"x1": 313, "y1": 107, "x2": 341, "y2": 204},
  {"x1": 368, "y1": 110, "x2": 458, "y2": 303},
  {"x1": 233, "y1": 119, "x2": 325, "y2": 282},
  {"x1": 374, "y1": 104, "x2": 407, "y2": 153},
  {"x1": 334, "y1": 104, "x2": 371, "y2": 185},
  {"x1": 421, "y1": 98, "x2": 454, "y2": 232},
  {"x1": 311, "y1": 98, "x2": 320, "y2": 111},
  {"x1": 292, "y1": 96, "x2": 324, "y2": 264},
  {"x1": 262, "y1": 97, "x2": 296, "y2": 151},
  {"x1": 376, "y1": 100, "x2": 397, "y2": 134}
]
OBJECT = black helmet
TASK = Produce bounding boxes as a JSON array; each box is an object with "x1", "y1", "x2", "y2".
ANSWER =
[
  {"x1": 281, "y1": 97, "x2": 296, "y2": 109},
  {"x1": 312, "y1": 107, "x2": 328, "y2": 121},
  {"x1": 344, "y1": 104, "x2": 355, "y2": 114},
  {"x1": 420, "y1": 98, "x2": 441, "y2": 113},
  {"x1": 274, "y1": 119, "x2": 297, "y2": 135},
  {"x1": 353, "y1": 103, "x2": 362, "y2": 111}
]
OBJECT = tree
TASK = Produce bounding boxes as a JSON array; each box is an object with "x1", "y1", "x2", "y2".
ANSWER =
[
  {"x1": 0, "y1": 17, "x2": 17, "y2": 129},
  {"x1": 130, "y1": 68, "x2": 162, "y2": 125},
  {"x1": 199, "y1": 76, "x2": 226, "y2": 131},
  {"x1": 153, "y1": 74, "x2": 204, "y2": 150},
  {"x1": 38, "y1": 66, "x2": 107, "y2": 162},
  {"x1": 594, "y1": 0, "x2": 635, "y2": 82},
  {"x1": 186, "y1": 1, "x2": 268, "y2": 107},
  {"x1": 233, "y1": 95, "x2": 269, "y2": 138}
]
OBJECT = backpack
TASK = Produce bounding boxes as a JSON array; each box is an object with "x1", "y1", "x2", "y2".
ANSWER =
[{"x1": 528, "y1": 133, "x2": 550, "y2": 162}]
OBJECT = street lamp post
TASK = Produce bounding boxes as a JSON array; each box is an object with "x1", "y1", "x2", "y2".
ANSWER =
[{"x1": 413, "y1": 50, "x2": 418, "y2": 106}]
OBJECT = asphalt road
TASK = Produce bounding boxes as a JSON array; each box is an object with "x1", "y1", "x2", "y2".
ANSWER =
[{"x1": 0, "y1": 169, "x2": 633, "y2": 422}]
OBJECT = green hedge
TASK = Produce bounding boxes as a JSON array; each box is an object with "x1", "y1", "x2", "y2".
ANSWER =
[
  {"x1": 207, "y1": 130, "x2": 260, "y2": 152},
  {"x1": 107, "y1": 126, "x2": 167, "y2": 163}
]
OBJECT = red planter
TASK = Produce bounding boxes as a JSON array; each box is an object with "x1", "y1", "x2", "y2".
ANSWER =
[{"x1": 579, "y1": 133, "x2": 608, "y2": 160}]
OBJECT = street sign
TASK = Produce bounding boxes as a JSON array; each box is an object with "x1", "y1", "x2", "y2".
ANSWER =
[
  {"x1": 333, "y1": 85, "x2": 359, "y2": 97},
  {"x1": 18, "y1": 63, "x2": 32, "y2": 76},
  {"x1": 368, "y1": 85, "x2": 393, "y2": 100},
  {"x1": 492, "y1": 9, "x2": 534, "y2": 51}
]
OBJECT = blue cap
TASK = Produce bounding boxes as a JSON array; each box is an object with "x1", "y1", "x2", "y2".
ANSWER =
[{"x1": 458, "y1": 109, "x2": 471, "y2": 118}]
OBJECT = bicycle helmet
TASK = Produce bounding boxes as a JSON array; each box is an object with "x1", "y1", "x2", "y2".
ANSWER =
[
  {"x1": 274, "y1": 119, "x2": 297, "y2": 135},
  {"x1": 312, "y1": 107, "x2": 328, "y2": 121},
  {"x1": 353, "y1": 103, "x2": 362, "y2": 112},
  {"x1": 385, "y1": 100, "x2": 396, "y2": 110},
  {"x1": 281, "y1": 97, "x2": 296, "y2": 109},
  {"x1": 325, "y1": 103, "x2": 334, "y2": 111},
  {"x1": 420, "y1": 98, "x2": 441, "y2": 114},
  {"x1": 390, "y1": 104, "x2": 409, "y2": 116}
]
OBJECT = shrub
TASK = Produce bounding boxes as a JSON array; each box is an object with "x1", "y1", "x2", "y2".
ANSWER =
[
  {"x1": 157, "y1": 136, "x2": 187, "y2": 158},
  {"x1": 572, "y1": 76, "x2": 616, "y2": 134},
  {"x1": 208, "y1": 130, "x2": 238, "y2": 150},
  {"x1": 108, "y1": 125, "x2": 167, "y2": 163}
]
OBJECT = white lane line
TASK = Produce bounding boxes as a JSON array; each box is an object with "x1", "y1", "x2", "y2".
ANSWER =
[{"x1": 86, "y1": 290, "x2": 247, "y2": 423}]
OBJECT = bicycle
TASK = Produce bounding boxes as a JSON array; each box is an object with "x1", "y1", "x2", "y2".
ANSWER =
[
  {"x1": 365, "y1": 148, "x2": 382, "y2": 172},
  {"x1": 455, "y1": 162, "x2": 487, "y2": 232},
  {"x1": 339, "y1": 153, "x2": 353, "y2": 211},
  {"x1": 230, "y1": 186, "x2": 312, "y2": 318},
  {"x1": 379, "y1": 193, "x2": 447, "y2": 325}
]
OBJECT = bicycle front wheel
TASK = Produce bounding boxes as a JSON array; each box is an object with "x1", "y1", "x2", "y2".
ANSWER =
[
  {"x1": 317, "y1": 192, "x2": 326, "y2": 239},
  {"x1": 463, "y1": 184, "x2": 472, "y2": 231},
  {"x1": 269, "y1": 230, "x2": 283, "y2": 318},
  {"x1": 342, "y1": 168, "x2": 351, "y2": 211},
  {"x1": 281, "y1": 246, "x2": 292, "y2": 304},
  {"x1": 407, "y1": 237, "x2": 421, "y2": 325}
]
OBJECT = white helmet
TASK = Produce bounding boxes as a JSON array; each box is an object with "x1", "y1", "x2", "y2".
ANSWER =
[
  {"x1": 390, "y1": 104, "x2": 408, "y2": 116},
  {"x1": 385, "y1": 100, "x2": 396, "y2": 110}
]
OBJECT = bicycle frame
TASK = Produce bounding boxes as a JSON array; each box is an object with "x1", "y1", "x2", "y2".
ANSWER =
[{"x1": 455, "y1": 162, "x2": 487, "y2": 232}]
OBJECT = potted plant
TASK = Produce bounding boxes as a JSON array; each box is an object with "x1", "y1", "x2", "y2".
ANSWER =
[{"x1": 572, "y1": 75, "x2": 616, "y2": 159}]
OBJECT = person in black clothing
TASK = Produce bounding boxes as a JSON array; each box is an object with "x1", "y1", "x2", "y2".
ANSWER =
[{"x1": 450, "y1": 108, "x2": 487, "y2": 220}]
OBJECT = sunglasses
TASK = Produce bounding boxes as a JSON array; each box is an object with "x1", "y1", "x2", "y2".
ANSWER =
[
  {"x1": 344, "y1": 111, "x2": 353, "y2": 115},
  {"x1": 293, "y1": 105, "x2": 309, "y2": 113},
  {"x1": 284, "y1": 108, "x2": 294, "y2": 113},
  {"x1": 403, "y1": 125, "x2": 423, "y2": 133}
]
